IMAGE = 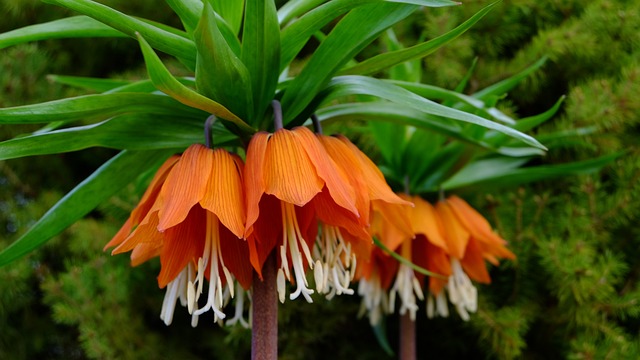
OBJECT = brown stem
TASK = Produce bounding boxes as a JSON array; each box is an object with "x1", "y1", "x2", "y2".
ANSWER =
[
  {"x1": 399, "y1": 313, "x2": 416, "y2": 360},
  {"x1": 252, "y1": 252, "x2": 278, "y2": 360}
]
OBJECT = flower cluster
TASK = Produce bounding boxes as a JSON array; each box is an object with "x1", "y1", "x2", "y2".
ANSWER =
[
  {"x1": 106, "y1": 126, "x2": 410, "y2": 326},
  {"x1": 357, "y1": 195, "x2": 516, "y2": 324}
]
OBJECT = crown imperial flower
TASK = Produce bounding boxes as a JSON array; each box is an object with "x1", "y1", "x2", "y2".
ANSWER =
[{"x1": 105, "y1": 144, "x2": 252, "y2": 326}]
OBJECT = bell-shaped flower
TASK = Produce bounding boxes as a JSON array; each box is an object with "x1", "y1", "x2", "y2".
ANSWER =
[{"x1": 105, "y1": 144, "x2": 252, "y2": 327}]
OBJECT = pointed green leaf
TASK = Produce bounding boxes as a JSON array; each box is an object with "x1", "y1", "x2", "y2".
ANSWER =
[
  {"x1": 485, "y1": 96, "x2": 565, "y2": 146},
  {"x1": 442, "y1": 153, "x2": 622, "y2": 191},
  {"x1": 0, "y1": 150, "x2": 173, "y2": 267},
  {"x1": 318, "y1": 102, "x2": 534, "y2": 155},
  {"x1": 0, "y1": 93, "x2": 202, "y2": 124},
  {"x1": 0, "y1": 114, "x2": 241, "y2": 160},
  {"x1": 339, "y1": 1, "x2": 497, "y2": 76},
  {"x1": 211, "y1": 0, "x2": 245, "y2": 35},
  {"x1": 193, "y1": 3, "x2": 254, "y2": 126},
  {"x1": 317, "y1": 76, "x2": 546, "y2": 149},
  {"x1": 0, "y1": 16, "x2": 125, "y2": 49},
  {"x1": 47, "y1": 75, "x2": 132, "y2": 93},
  {"x1": 242, "y1": 0, "x2": 280, "y2": 126},
  {"x1": 137, "y1": 34, "x2": 253, "y2": 133},
  {"x1": 166, "y1": 0, "x2": 202, "y2": 34},
  {"x1": 281, "y1": 3, "x2": 418, "y2": 125},
  {"x1": 43, "y1": 0, "x2": 196, "y2": 69},
  {"x1": 389, "y1": 80, "x2": 515, "y2": 124},
  {"x1": 473, "y1": 56, "x2": 547, "y2": 100}
]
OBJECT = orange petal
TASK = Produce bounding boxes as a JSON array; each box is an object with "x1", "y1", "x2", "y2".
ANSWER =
[
  {"x1": 157, "y1": 206, "x2": 206, "y2": 288},
  {"x1": 373, "y1": 199, "x2": 414, "y2": 244},
  {"x1": 244, "y1": 132, "x2": 269, "y2": 238},
  {"x1": 411, "y1": 237, "x2": 452, "y2": 295},
  {"x1": 292, "y1": 127, "x2": 358, "y2": 216},
  {"x1": 460, "y1": 237, "x2": 491, "y2": 284},
  {"x1": 369, "y1": 206, "x2": 410, "y2": 252},
  {"x1": 318, "y1": 135, "x2": 370, "y2": 224},
  {"x1": 112, "y1": 211, "x2": 162, "y2": 255},
  {"x1": 263, "y1": 128, "x2": 323, "y2": 206},
  {"x1": 157, "y1": 144, "x2": 213, "y2": 231},
  {"x1": 200, "y1": 149, "x2": 246, "y2": 239},
  {"x1": 246, "y1": 195, "x2": 282, "y2": 277},
  {"x1": 447, "y1": 196, "x2": 508, "y2": 246},
  {"x1": 410, "y1": 196, "x2": 448, "y2": 251},
  {"x1": 104, "y1": 155, "x2": 179, "y2": 250},
  {"x1": 219, "y1": 223, "x2": 253, "y2": 290},
  {"x1": 130, "y1": 242, "x2": 162, "y2": 267},
  {"x1": 337, "y1": 135, "x2": 411, "y2": 206},
  {"x1": 313, "y1": 189, "x2": 369, "y2": 241},
  {"x1": 436, "y1": 200, "x2": 470, "y2": 259}
]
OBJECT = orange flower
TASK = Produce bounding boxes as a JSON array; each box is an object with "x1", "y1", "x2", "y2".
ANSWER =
[
  {"x1": 105, "y1": 144, "x2": 252, "y2": 326},
  {"x1": 427, "y1": 195, "x2": 516, "y2": 320},
  {"x1": 358, "y1": 194, "x2": 516, "y2": 323},
  {"x1": 315, "y1": 134, "x2": 413, "y2": 296},
  {"x1": 359, "y1": 195, "x2": 450, "y2": 322},
  {"x1": 244, "y1": 126, "x2": 370, "y2": 302}
]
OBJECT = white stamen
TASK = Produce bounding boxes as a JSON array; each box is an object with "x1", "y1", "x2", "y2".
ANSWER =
[
  {"x1": 357, "y1": 272, "x2": 389, "y2": 325},
  {"x1": 314, "y1": 225, "x2": 357, "y2": 297},
  {"x1": 314, "y1": 260, "x2": 325, "y2": 293},
  {"x1": 279, "y1": 202, "x2": 315, "y2": 303},
  {"x1": 426, "y1": 258, "x2": 478, "y2": 321},
  {"x1": 277, "y1": 268, "x2": 286, "y2": 304},
  {"x1": 389, "y1": 264, "x2": 421, "y2": 321},
  {"x1": 226, "y1": 284, "x2": 250, "y2": 328}
]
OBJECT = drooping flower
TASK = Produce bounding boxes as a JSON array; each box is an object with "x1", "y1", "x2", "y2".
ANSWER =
[
  {"x1": 315, "y1": 134, "x2": 413, "y2": 297},
  {"x1": 105, "y1": 144, "x2": 252, "y2": 326},
  {"x1": 358, "y1": 194, "x2": 516, "y2": 323},
  {"x1": 428, "y1": 195, "x2": 516, "y2": 320},
  {"x1": 358, "y1": 195, "x2": 449, "y2": 323},
  {"x1": 244, "y1": 126, "x2": 374, "y2": 303}
]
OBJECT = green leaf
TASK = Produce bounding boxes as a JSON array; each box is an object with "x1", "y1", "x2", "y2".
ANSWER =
[
  {"x1": 211, "y1": 0, "x2": 245, "y2": 35},
  {"x1": 0, "y1": 114, "x2": 240, "y2": 160},
  {"x1": 338, "y1": 1, "x2": 497, "y2": 76},
  {"x1": 137, "y1": 33, "x2": 253, "y2": 133},
  {"x1": 165, "y1": 0, "x2": 202, "y2": 34},
  {"x1": 43, "y1": 0, "x2": 197, "y2": 69},
  {"x1": 384, "y1": 29, "x2": 422, "y2": 83},
  {"x1": 402, "y1": 128, "x2": 447, "y2": 188},
  {"x1": 278, "y1": 0, "x2": 325, "y2": 25},
  {"x1": 317, "y1": 76, "x2": 546, "y2": 149},
  {"x1": 193, "y1": 3, "x2": 254, "y2": 127},
  {"x1": 0, "y1": 150, "x2": 172, "y2": 267},
  {"x1": 473, "y1": 56, "x2": 548, "y2": 101},
  {"x1": 0, "y1": 16, "x2": 125, "y2": 49},
  {"x1": 368, "y1": 121, "x2": 408, "y2": 172},
  {"x1": 0, "y1": 93, "x2": 202, "y2": 124},
  {"x1": 318, "y1": 102, "x2": 537, "y2": 156},
  {"x1": 442, "y1": 153, "x2": 622, "y2": 191},
  {"x1": 388, "y1": 80, "x2": 515, "y2": 124},
  {"x1": 280, "y1": 0, "x2": 374, "y2": 72},
  {"x1": 485, "y1": 96, "x2": 565, "y2": 146},
  {"x1": 372, "y1": 319, "x2": 395, "y2": 357},
  {"x1": 47, "y1": 75, "x2": 132, "y2": 93},
  {"x1": 281, "y1": 3, "x2": 418, "y2": 125},
  {"x1": 242, "y1": 0, "x2": 281, "y2": 126}
]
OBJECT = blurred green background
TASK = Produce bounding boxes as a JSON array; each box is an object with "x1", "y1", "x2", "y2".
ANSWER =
[{"x1": 1, "y1": 0, "x2": 639, "y2": 359}]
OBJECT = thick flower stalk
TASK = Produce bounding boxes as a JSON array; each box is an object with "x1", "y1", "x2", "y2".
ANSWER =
[{"x1": 105, "y1": 144, "x2": 252, "y2": 327}]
